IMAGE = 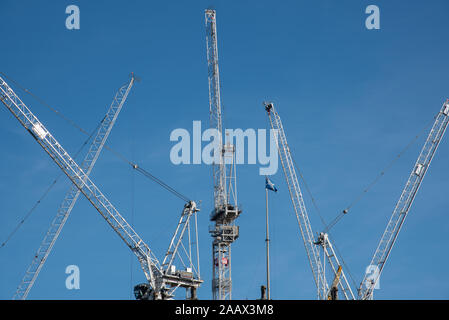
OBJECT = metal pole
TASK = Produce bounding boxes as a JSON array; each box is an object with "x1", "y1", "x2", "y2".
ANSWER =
[{"x1": 265, "y1": 187, "x2": 271, "y2": 300}]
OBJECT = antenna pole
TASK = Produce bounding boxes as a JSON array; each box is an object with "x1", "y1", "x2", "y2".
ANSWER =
[{"x1": 265, "y1": 187, "x2": 271, "y2": 300}]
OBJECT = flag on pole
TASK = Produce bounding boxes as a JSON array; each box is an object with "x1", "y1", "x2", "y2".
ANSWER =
[{"x1": 265, "y1": 176, "x2": 278, "y2": 192}]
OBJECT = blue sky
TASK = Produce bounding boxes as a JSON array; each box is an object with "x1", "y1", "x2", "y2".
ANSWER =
[{"x1": 1, "y1": 0, "x2": 449, "y2": 300}]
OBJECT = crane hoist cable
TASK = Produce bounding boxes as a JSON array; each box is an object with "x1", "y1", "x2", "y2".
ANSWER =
[
  {"x1": 264, "y1": 114, "x2": 329, "y2": 230},
  {"x1": 0, "y1": 72, "x2": 192, "y2": 204},
  {"x1": 0, "y1": 72, "x2": 90, "y2": 136},
  {"x1": 130, "y1": 166, "x2": 135, "y2": 300},
  {"x1": 298, "y1": 110, "x2": 439, "y2": 289},
  {"x1": 0, "y1": 176, "x2": 59, "y2": 249},
  {"x1": 2, "y1": 75, "x2": 204, "y2": 299},
  {"x1": 290, "y1": 148, "x2": 359, "y2": 291},
  {"x1": 267, "y1": 112, "x2": 360, "y2": 291},
  {"x1": 0, "y1": 118, "x2": 104, "y2": 249},
  {"x1": 0, "y1": 73, "x2": 191, "y2": 250},
  {"x1": 265, "y1": 113, "x2": 359, "y2": 294},
  {"x1": 323, "y1": 112, "x2": 438, "y2": 234}
]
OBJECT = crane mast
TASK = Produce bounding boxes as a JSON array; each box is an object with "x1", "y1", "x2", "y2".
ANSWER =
[
  {"x1": 205, "y1": 9, "x2": 226, "y2": 211},
  {"x1": 205, "y1": 9, "x2": 241, "y2": 300},
  {"x1": 0, "y1": 76, "x2": 164, "y2": 298},
  {"x1": 264, "y1": 102, "x2": 355, "y2": 300},
  {"x1": 359, "y1": 100, "x2": 449, "y2": 300},
  {"x1": 12, "y1": 76, "x2": 135, "y2": 300}
]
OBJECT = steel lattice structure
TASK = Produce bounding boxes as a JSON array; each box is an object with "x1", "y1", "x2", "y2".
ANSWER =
[
  {"x1": 264, "y1": 102, "x2": 355, "y2": 300},
  {"x1": 160, "y1": 201, "x2": 203, "y2": 299},
  {"x1": 1, "y1": 76, "x2": 202, "y2": 300},
  {"x1": 205, "y1": 9, "x2": 226, "y2": 211},
  {"x1": 205, "y1": 9, "x2": 241, "y2": 300},
  {"x1": 358, "y1": 100, "x2": 449, "y2": 300},
  {"x1": 12, "y1": 76, "x2": 134, "y2": 300},
  {"x1": 316, "y1": 233, "x2": 355, "y2": 299}
]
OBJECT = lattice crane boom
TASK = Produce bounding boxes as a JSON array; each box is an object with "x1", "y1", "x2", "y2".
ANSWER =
[
  {"x1": 159, "y1": 201, "x2": 203, "y2": 299},
  {"x1": 0, "y1": 76, "x2": 163, "y2": 297},
  {"x1": 264, "y1": 102, "x2": 328, "y2": 298},
  {"x1": 12, "y1": 76, "x2": 135, "y2": 300},
  {"x1": 359, "y1": 100, "x2": 449, "y2": 300},
  {"x1": 264, "y1": 102, "x2": 355, "y2": 300},
  {"x1": 162, "y1": 201, "x2": 199, "y2": 272},
  {"x1": 316, "y1": 232, "x2": 355, "y2": 299}
]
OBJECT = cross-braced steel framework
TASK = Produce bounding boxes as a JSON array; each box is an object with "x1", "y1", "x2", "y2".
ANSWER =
[
  {"x1": 265, "y1": 100, "x2": 448, "y2": 300},
  {"x1": 205, "y1": 9, "x2": 241, "y2": 300},
  {"x1": 12, "y1": 76, "x2": 135, "y2": 300},
  {"x1": 161, "y1": 201, "x2": 203, "y2": 299},
  {"x1": 358, "y1": 100, "x2": 449, "y2": 300},
  {"x1": 1, "y1": 76, "x2": 202, "y2": 300},
  {"x1": 264, "y1": 102, "x2": 354, "y2": 300}
]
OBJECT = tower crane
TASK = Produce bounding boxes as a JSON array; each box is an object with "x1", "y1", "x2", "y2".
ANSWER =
[
  {"x1": 263, "y1": 102, "x2": 355, "y2": 300},
  {"x1": 358, "y1": 100, "x2": 449, "y2": 300},
  {"x1": 134, "y1": 200, "x2": 202, "y2": 300},
  {"x1": 12, "y1": 75, "x2": 135, "y2": 300},
  {"x1": 264, "y1": 99, "x2": 448, "y2": 300},
  {"x1": 205, "y1": 9, "x2": 241, "y2": 300},
  {"x1": 0, "y1": 76, "x2": 202, "y2": 299}
]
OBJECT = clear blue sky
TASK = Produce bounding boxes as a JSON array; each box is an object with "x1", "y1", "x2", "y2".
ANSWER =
[{"x1": 1, "y1": 0, "x2": 449, "y2": 300}]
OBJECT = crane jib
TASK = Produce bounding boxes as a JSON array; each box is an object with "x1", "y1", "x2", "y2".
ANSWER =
[
  {"x1": 359, "y1": 100, "x2": 449, "y2": 300},
  {"x1": 12, "y1": 77, "x2": 134, "y2": 300},
  {"x1": 264, "y1": 102, "x2": 355, "y2": 300},
  {"x1": 0, "y1": 76, "x2": 162, "y2": 297}
]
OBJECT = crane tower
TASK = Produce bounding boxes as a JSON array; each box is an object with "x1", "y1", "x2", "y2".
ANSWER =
[{"x1": 205, "y1": 9, "x2": 241, "y2": 300}]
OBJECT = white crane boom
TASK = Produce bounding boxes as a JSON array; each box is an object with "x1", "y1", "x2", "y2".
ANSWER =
[
  {"x1": 0, "y1": 76, "x2": 163, "y2": 297},
  {"x1": 359, "y1": 100, "x2": 449, "y2": 300},
  {"x1": 264, "y1": 102, "x2": 355, "y2": 300},
  {"x1": 11, "y1": 76, "x2": 134, "y2": 300},
  {"x1": 162, "y1": 201, "x2": 199, "y2": 273},
  {"x1": 316, "y1": 232, "x2": 355, "y2": 299},
  {"x1": 264, "y1": 102, "x2": 327, "y2": 298},
  {"x1": 160, "y1": 201, "x2": 203, "y2": 299}
]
